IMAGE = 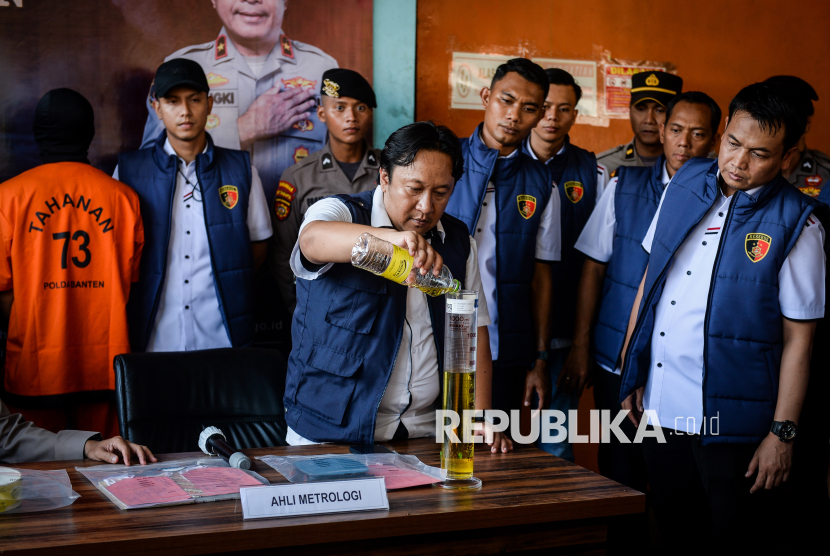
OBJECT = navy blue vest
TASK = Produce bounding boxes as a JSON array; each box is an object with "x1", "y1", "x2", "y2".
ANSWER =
[
  {"x1": 621, "y1": 158, "x2": 822, "y2": 444},
  {"x1": 593, "y1": 159, "x2": 665, "y2": 370},
  {"x1": 117, "y1": 133, "x2": 255, "y2": 352},
  {"x1": 284, "y1": 189, "x2": 471, "y2": 444},
  {"x1": 549, "y1": 138, "x2": 598, "y2": 340},
  {"x1": 445, "y1": 124, "x2": 552, "y2": 367}
]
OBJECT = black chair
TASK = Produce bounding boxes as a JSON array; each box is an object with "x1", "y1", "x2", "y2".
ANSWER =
[{"x1": 114, "y1": 347, "x2": 288, "y2": 454}]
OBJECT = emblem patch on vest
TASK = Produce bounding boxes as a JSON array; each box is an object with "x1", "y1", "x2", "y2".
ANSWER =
[
  {"x1": 745, "y1": 233, "x2": 772, "y2": 263},
  {"x1": 564, "y1": 181, "x2": 584, "y2": 203},
  {"x1": 806, "y1": 175, "x2": 822, "y2": 187},
  {"x1": 206, "y1": 114, "x2": 220, "y2": 130},
  {"x1": 517, "y1": 195, "x2": 537, "y2": 219},
  {"x1": 219, "y1": 185, "x2": 239, "y2": 209}
]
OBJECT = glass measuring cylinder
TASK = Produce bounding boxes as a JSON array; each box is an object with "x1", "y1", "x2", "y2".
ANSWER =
[{"x1": 437, "y1": 290, "x2": 482, "y2": 490}]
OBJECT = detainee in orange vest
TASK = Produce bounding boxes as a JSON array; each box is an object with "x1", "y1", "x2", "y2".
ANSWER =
[{"x1": 0, "y1": 89, "x2": 144, "y2": 437}]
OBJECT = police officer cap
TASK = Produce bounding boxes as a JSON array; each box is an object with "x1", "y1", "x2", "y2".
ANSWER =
[
  {"x1": 153, "y1": 58, "x2": 210, "y2": 99},
  {"x1": 630, "y1": 71, "x2": 683, "y2": 107},
  {"x1": 320, "y1": 68, "x2": 377, "y2": 108}
]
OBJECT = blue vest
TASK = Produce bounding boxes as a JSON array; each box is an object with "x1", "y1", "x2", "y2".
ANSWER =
[
  {"x1": 593, "y1": 159, "x2": 665, "y2": 370},
  {"x1": 117, "y1": 133, "x2": 255, "y2": 352},
  {"x1": 621, "y1": 158, "x2": 822, "y2": 444},
  {"x1": 549, "y1": 138, "x2": 598, "y2": 340},
  {"x1": 284, "y1": 189, "x2": 471, "y2": 444},
  {"x1": 446, "y1": 124, "x2": 552, "y2": 367}
]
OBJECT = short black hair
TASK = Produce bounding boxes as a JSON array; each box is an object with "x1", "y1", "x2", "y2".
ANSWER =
[
  {"x1": 764, "y1": 75, "x2": 817, "y2": 117},
  {"x1": 544, "y1": 68, "x2": 582, "y2": 104},
  {"x1": 728, "y1": 82, "x2": 807, "y2": 153},
  {"x1": 490, "y1": 58, "x2": 549, "y2": 100},
  {"x1": 665, "y1": 91, "x2": 722, "y2": 135},
  {"x1": 379, "y1": 121, "x2": 464, "y2": 184}
]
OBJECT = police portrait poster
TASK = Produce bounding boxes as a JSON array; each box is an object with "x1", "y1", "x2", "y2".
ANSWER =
[{"x1": 0, "y1": 0, "x2": 373, "y2": 183}]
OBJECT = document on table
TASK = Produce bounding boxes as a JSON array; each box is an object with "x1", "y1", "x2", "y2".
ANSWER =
[
  {"x1": 105, "y1": 476, "x2": 191, "y2": 507},
  {"x1": 367, "y1": 464, "x2": 442, "y2": 489},
  {"x1": 182, "y1": 467, "x2": 263, "y2": 497}
]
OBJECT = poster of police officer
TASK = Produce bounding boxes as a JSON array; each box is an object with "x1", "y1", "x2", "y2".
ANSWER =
[{"x1": 0, "y1": 0, "x2": 372, "y2": 350}]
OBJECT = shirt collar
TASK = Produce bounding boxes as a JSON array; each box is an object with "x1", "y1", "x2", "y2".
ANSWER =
[
  {"x1": 478, "y1": 129, "x2": 520, "y2": 160},
  {"x1": 661, "y1": 161, "x2": 671, "y2": 186},
  {"x1": 524, "y1": 135, "x2": 566, "y2": 164},
  {"x1": 370, "y1": 186, "x2": 445, "y2": 241},
  {"x1": 715, "y1": 169, "x2": 765, "y2": 199},
  {"x1": 164, "y1": 137, "x2": 208, "y2": 167}
]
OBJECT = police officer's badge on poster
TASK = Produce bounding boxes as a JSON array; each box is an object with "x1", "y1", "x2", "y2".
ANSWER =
[{"x1": 450, "y1": 52, "x2": 600, "y2": 122}]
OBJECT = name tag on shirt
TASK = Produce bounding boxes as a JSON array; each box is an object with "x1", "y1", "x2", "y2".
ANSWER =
[{"x1": 239, "y1": 478, "x2": 389, "y2": 520}]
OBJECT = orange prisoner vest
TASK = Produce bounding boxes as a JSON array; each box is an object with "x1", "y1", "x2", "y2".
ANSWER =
[{"x1": 0, "y1": 162, "x2": 144, "y2": 399}]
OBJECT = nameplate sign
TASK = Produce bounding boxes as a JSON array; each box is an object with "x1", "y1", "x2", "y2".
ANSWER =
[{"x1": 239, "y1": 478, "x2": 389, "y2": 520}]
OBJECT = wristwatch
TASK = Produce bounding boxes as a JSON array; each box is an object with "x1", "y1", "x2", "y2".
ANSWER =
[
  {"x1": 536, "y1": 350, "x2": 549, "y2": 362},
  {"x1": 770, "y1": 420, "x2": 798, "y2": 442}
]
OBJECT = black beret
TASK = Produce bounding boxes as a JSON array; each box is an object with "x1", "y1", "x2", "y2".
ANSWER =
[
  {"x1": 321, "y1": 68, "x2": 377, "y2": 108},
  {"x1": 630, "y1": 71, "x2": 683, "y2": 108}
]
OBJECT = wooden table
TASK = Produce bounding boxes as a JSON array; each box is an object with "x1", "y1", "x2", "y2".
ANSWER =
[{"x1": 0, "y1": 439, "x2": 644, "y2": 555}]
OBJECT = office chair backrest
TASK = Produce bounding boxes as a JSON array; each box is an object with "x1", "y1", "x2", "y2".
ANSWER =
[{"x1": 114, "y1": 347, "x2": 288, "y2": 453}]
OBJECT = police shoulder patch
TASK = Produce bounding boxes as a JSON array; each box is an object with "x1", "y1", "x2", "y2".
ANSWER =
[
  {"x1": 215, "y1": 35, "x2": 228, "y2": 60},
  {"x1": 745, "y1": 233, "x2": 772, "y2": 263}
]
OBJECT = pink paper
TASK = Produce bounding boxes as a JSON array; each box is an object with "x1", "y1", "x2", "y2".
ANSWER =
[
  {"x1": 182, "y1": 467, "x2": 262, "y2": 497},
  {"x1": 107, "y1": 476, "x2": 190, "y2": 507},
  {"x1": 367, "y1": 464, "x2": 441, "y2": 489}
]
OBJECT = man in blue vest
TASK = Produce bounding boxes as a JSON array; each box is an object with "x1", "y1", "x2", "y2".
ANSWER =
[
  {"x1": 445, "y1": 58, "x2": 561, "y2": 423},
  {"x1": 566, "y1": 91, "x2": 721, "y2": 550},
  {"x1": 116, "y1": 59, "x2": 273, "y2": 352},
  {"x1": 565, "y1": 91, "x2": 721, "y2": 478},
  {"x1": 283, "y1": 122, "x2": 511, "y2": 452},
  {"x1": 523, "y1": 68, "x2": 608, "y2": 460},
  {"x1": 620, "y1": 82, "x2": 826, "y2": 550}
]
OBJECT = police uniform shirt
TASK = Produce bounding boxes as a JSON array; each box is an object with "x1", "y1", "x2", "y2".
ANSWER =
[
  {"x1": 475, "y1": 145, "x2": 561, "y2": 361},
  {"x1": 114, "y1": 139, "x2": 272, "y2": 351},
  {"x1": 596, "y1": 138, "x2": 650, "y2": 178},
  {"x1": 639, "y1": 174, "x2": 825, "y2": 433},
  {"x1": 268, "y1": 141, "x2": 380, "y2": 309},
  {"x1": 140, "y1": 27, "x2": 338, "y2": 202},
  {"x1": 523, "y1": 136, "x2": 609, "y2": 201},
  {"x1": 286, "y1": 186, "x2": 491, "y2": 445},
  {"x1": 787, "y1": 148, "x2": 830, "y2": 197}
]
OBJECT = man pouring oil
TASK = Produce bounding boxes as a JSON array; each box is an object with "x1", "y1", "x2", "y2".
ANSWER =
[{"x1": 283, "y1": 122, "x2": 512, "y2": 453}]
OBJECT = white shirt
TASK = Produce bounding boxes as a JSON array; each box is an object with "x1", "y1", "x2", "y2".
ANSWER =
[
  {"x1": 641, "y1": 175, "x2": 826, "y2": 433},
  {"x1": 474, "y1": 145, "x2": 561, "y2": 360},
  {"x1": 524, "y1": 136, "x2": 609, "y2": 202},
  {"x1": 113, "y1": 139, "x2": 272, "y2": 352},
  {"x1": 525, "y1": 137, "x2": 608, "y2": 349},
  {"x1": 287, "y1": 186, "x2": 490, "y2": 445}
]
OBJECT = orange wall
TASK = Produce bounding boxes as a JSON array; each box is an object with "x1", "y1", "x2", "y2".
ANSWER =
[{"x1": 416, "y1": 0, "x2": 830, "y2": 155}]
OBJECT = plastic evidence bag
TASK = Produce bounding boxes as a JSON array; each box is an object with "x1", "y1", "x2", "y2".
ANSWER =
[
  {"x1": 0, "y1": 467, "x2": 80, "y2": 515},
  {"x1": 257, "y1": 452, "x2": 446, "y2": 490},
  {"x1": 76, "y1": 458, "x2": 269, "y2": 510}
]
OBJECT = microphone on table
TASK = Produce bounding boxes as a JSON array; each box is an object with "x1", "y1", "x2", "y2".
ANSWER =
[{"x1": 198, "y1": 426, "x2": 251, "y2": 470}]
